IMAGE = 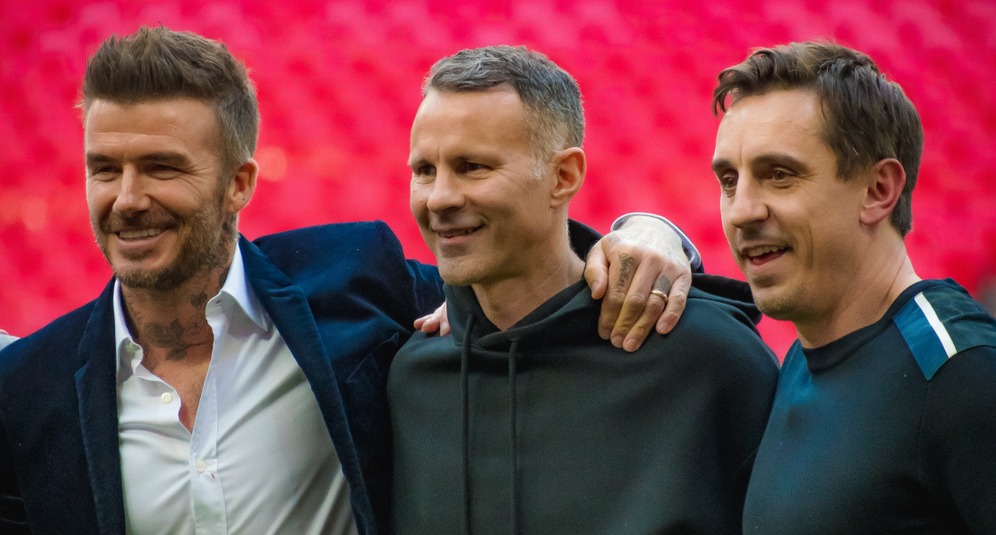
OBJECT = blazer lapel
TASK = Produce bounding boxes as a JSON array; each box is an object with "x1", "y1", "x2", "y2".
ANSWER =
[
  {"x1": 74, "y1": 281, "x2": 126, "y2": 535},
  {"x1": 238, "y1": 237, "x2": 374, "y2": 530}
]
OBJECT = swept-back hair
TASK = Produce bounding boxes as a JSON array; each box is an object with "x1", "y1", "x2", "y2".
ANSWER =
[
  {"x1": 80, "y1": 26, "x2": 259, "y2": 172},
  {"x1": 713, "y1": 41, "x2": 923, "y2": 235}
]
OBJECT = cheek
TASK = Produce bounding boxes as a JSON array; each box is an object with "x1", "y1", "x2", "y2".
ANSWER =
[
  {"x1": 409, "y1": 191, "x2": 427, "y2": 222},
  {"x1": 86, "y1": 183, "x2": 114, "y2": 217},
  {"x1": 409, "y1": 191, "x2": 437, "y2": 238},
  {"x1": 719, "y1": 208, "x2": 736, "y2": 239}
]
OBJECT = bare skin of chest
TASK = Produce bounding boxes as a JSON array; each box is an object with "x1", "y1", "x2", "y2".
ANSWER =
[{"x1": 142, "y1": 342, "x2": 212, "y2": 432}]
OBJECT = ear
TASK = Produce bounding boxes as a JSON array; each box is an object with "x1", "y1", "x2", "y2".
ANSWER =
[
  {"x1": 225, "y1": 158, "x2": 259, "y2": 214},
  {"x1": 859, "y1": 158, "x2": 905, "y2": 227},
  {"x1": 549, "y1": 147, "x2": 586, "y2": 208}
]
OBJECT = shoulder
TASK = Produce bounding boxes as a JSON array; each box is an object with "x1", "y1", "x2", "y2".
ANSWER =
[
  {"x1": 252, "y1": 221, "x2": 402, "y2": 260},
  {"x1": 393, "y1": 331, "x2": 457, "y2": 365},
  {"x1": 247, "y1": 221, "x2": 408, "y2": 280},
  {"x1": 892, "y1": 279, "x2": 996, "y2": 381},
  {"x1": 388, "y1": 332, "x2": 459, "y2": 396},
  {"x1": 645, "y1": 287, "x2": 779, "y2": 377},
  {"x1": 0, "y1": 300, "x2": 98, "y2": 393},
  {"x1": 672, "y1": 287, "x2": 767, "y2": 348},
  {"x1": 0, "y1": 332, "x2": 16, "y2": 352}
]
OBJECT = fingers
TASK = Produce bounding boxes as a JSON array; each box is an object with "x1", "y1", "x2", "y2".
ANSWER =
[
  {"x1": 583, "y1": 239, "x2": 610, "y2": 300},
  {"x1": 597, "y1": 240, "x2": 692, "y2": 351},
  {"x1": 414, "y1": 302, "x2": 450, "y2": 336},
  {"x1": 651, "y1": 276, "x2": 673, "y2": 300},
  {"x1": 618, "y1": 275, "x2": 672, "y2": 351},
  {"x1": 600, "y1": 252, "x2": 655, "y2": 348},
  {"x1": 596, "y1": 250, "x2": 635, "y2": 341},
  {"x1": 656, "y1": 270, "x2": 690, "y2": 335},
  {"x1": 438, "y1": 305, "x2": 452, "y2": 337},
  {"x1": 415, "y1": 314, "x2": 439, "y2": 334},
  {"x1": 587, "y1": 216, "x2": 692, "y2": 351}
]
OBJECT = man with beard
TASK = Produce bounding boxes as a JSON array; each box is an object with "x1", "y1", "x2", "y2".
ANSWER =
[
  {"x1": 0, "y1": 27, "x2": 696, "y2": 535},
  {"x1": 711, "y1": 42, "x2": 996, "y2": 532}
]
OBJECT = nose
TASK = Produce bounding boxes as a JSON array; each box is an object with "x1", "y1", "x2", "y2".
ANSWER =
[
  {"x1": 424, "y1": 169, "x2": 465, "y2": 214},
  {"x1": 111, "y1": 166, "x2": 153, "y2": 216},
  {"x1": 724, "y1": 177, "x2": 768, "y2": 229}
]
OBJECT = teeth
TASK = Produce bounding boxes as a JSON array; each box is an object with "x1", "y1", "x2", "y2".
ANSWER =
[
  {"x1": 119, "y1": 228, "x2": 163, "y2": 240},
  {"x1": 745, "y1": 245, "x2": 782, "y2": 258},
  {"x1": 440, "y1": 228, "x2": 475, "y2": 238}
]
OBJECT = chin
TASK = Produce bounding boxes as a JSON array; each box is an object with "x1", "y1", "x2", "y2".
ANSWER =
[
  {"x1": 752, "y1": 291, "x2": 799, "y2": 322},
  {"x1": 438, "y1": 262, "x2": 489, "y2": 287},
  {"x1": 437, "y1": 266, "x2": 471, "y2": 287}
]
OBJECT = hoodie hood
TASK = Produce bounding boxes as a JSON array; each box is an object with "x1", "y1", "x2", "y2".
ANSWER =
[{"x1": 446, "y1": 273, "x2": 761, "y2": 352}]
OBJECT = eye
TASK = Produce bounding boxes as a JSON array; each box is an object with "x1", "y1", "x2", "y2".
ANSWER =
[
  {"x1": 87, "y1": 166, "x2": 118, "y2": 180},
  {"x1": 717, "y1": 172, "x2": 737, "y2": 194},
  {"x1": 411, "y1": 163, "x2": 435, "y2": 182},
  {"x1": 769, "y1": 168, "x2": 794, "y2": 182},
  {"x1": 147, "y1": 164, "x2": 183, "y2": 178},
  {"x1": 460, "y1": 161, "x2": 489, "y2": 175}
]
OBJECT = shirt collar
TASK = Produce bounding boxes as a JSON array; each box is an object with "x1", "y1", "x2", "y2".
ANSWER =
[{"x1": 113, "y1": 242, "x2": 268, "y2": 378}]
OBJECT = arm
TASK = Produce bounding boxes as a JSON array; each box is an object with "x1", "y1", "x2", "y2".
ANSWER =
[
  {"x1": 585, "y1": 214, "x2": 699, "y2": 352},
  {"x1": 923, "y1": 345, "x2": 996, "y2": 532},
  {"x1": 415, "y1": 215, "x2": 700, "y2": 350},
  {"x1": 0, "y1": 421, "x2": 29, "y2": 534}
]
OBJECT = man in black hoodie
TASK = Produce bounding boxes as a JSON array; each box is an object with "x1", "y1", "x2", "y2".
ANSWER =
[{"x1": 388, "y1": 46, "x2": 779, "y2": 534}]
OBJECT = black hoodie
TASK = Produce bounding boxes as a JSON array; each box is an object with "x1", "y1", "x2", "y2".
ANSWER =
[{"x1": 389, "y1": 275, "x2": 778, "y2": 534}]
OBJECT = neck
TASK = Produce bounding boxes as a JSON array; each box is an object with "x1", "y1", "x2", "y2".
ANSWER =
[
  {"x1": 121, "y1": 262, "x2": 231, "y2": 363},
  {"x1": 473, "y1": 247, "x2": 585, "y2": 331},
  {"x1": 796, "y1": 238, "x2": 920, "y2": 348}
]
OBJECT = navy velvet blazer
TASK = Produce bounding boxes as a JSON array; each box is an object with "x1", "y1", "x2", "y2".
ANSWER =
[{"x1": 0, "y1": 222, "x2": 444, "y2": 535}]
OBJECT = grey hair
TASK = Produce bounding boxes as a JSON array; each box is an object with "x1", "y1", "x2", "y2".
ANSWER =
[{"x1": 424, "y1": 45, "x2": 584, "y2": 160}]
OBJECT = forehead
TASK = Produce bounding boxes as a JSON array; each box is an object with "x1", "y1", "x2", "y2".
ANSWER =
[
  {"x1": 410, "y1": 88, "x2": 532, "y2": 152},
  {"x1": 84, "y1": 97, "x2": 221, "y2": 155},
  {"x1": 714, "y1": 89, "x2": 828, "y2": 161}
]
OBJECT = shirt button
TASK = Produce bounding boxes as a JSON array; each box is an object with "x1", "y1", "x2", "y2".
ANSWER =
[
  {"x1": 196, "y1": 461, "x2": 207, "y2": 473},
  {"x1": 160, "y1": 392, "x2": 173, "y2": 404}
]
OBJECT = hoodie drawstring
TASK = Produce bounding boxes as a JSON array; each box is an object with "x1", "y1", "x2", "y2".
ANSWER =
[
  {"x1": 459, "y1": 317, "x2": 522, "y2": 535},
  {"x1": 508, "y1": 338, "x2": 520, "y2": 535},
  {"x1": 461, "y1": 314, "x2": 475, "y2": 535}
]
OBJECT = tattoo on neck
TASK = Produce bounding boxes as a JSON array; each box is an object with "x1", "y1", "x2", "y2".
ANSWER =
[
  {"x1": 147, "y1": 319, "x2": 193, "y2": 361},
  {"x1": 191, "y1": 291, "x2": 209, "y2": 308}
]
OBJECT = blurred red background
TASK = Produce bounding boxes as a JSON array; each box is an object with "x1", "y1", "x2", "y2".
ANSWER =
[{"x1": 1, "y1": 0, "x2": 994, "y2": 357}]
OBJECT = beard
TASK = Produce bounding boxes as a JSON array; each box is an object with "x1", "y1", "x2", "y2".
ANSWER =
[{"x1": 93, "y1": 198, "x2": 236, "y2": 292}]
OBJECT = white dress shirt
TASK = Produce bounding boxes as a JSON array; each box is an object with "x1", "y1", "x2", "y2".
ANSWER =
[{"x1": 115, "y1": 244, "x2": 357, "y2": 535}]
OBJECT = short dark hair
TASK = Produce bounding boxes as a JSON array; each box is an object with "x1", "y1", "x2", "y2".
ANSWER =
[
  {"x1": 80, "y1": 26, "x2": 259, "y2": 172},
  {"x1": 424, "y1": 45, "x2": 584, "y2": 158},
  {"x1": 713, "y1": 41, "x2": 923, "y2": 235}
]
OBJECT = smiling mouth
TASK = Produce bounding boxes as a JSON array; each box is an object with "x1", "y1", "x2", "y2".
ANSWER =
[
  {"x1": 118, "y1": 228, "x2": 165, "y2": 240},
  {"x1": 437, "y1": 227, "x2": 480, "y2": 239},
  {"x1": 744, "y1": 245, "x2": 787, "y2": 264}
]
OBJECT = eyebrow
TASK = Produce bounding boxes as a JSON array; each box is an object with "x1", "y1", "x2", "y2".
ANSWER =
[
  {"x1": 711, "y1": 153, "x2": 810, "y2": 175},
  {"x1": 711, "y1": 158, "x2": 733, "y2": 175},
  {"x1": 407, "y1": 155, "x2": 428, "y2": 170},
  {"x1": 85, "y1": 151, "x2": 191, "y2": 168}
]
